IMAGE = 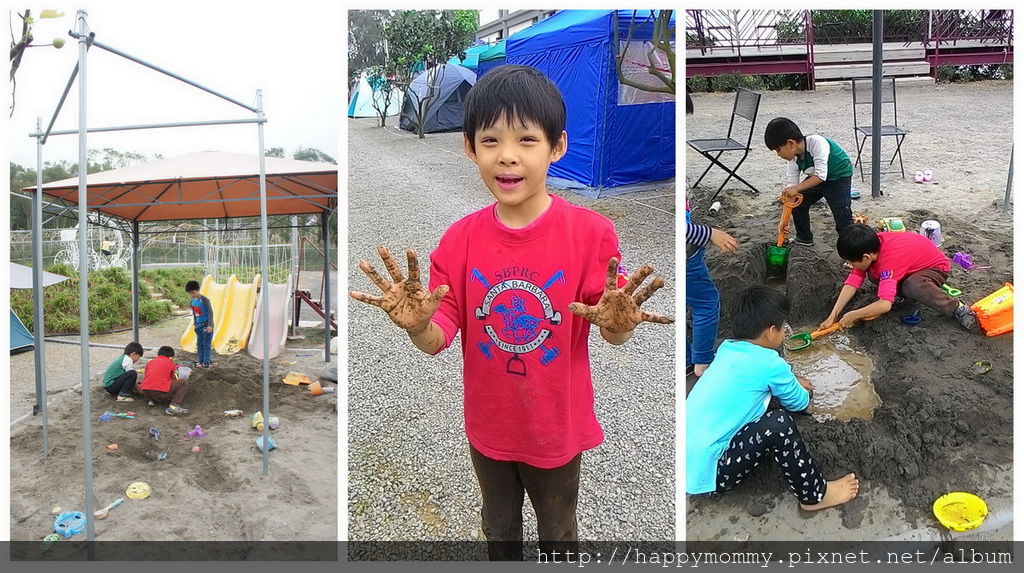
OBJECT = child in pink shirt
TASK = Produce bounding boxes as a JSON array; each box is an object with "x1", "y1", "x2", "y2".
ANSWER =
[
  {"x1": 821, "y1": 224, "x2": 977, "y2": 331},
  {"x1": 350, "y1": 65, "x2": 672, "y2": 560}
]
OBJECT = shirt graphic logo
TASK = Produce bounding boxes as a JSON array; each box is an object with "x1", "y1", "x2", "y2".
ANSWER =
[
  {"x1": 879, "y1": 270, "x2": 893, "y2": 280},
  {"x1": 472, "y1": 267, "x2": 564, "y2": 376}
]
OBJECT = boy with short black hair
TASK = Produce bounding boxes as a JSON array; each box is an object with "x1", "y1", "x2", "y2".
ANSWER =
[
  {"x1": 140, "y1": 346, "x2": 191, "y2": 415},
  {"x1": 102, "y1": 342, "x2": 144, "y2": 402},
  {"x1": 764, "y1": 117, "x2": 854, "y2": 246},
  {"x1": 185, "y1": 279, "x2": 215, "y2": 368},
  {"x1": 687, "y1": 285, "x2": 859, "y2": 511},
  {"x1": 351, "y1": 64, "x2": 672, "y2": 560},
  {"x1": 822, "y1": 223, "x2": 978, "y2": 331}
]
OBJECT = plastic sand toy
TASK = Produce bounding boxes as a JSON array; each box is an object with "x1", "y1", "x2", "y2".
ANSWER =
[{"x1": 933, "y1": 492, "x2": 987, "y2": 532}]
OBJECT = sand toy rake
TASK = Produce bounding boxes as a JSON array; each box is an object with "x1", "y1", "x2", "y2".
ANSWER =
[{"x1": 766, "y1": 194, "x2": 804, "y2": 273}]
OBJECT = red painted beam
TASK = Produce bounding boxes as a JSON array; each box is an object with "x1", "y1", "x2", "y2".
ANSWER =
[
  {"x1": 930, "y1": 49, "x2": 1013, "y2": 67},
  {"x1": 686, "y1": 60, "x2": 811, "y2": 77}
]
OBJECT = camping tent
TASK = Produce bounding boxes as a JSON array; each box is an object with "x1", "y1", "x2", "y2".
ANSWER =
[
  {"x1": 11, "y1": 311, "x2": 34, "y2": 354},
  {"x1": 447, "y1": 44, "x2": 492, "y2": 72},
  {"x1": 399, "y1": 64, "x2": 477, "y2": 133},
  {"x1": 10, "y1": 262, "x2": 69, "y2": 354},
  {"x1": 506, "y1": 10, "x2": 675, "y2": 188},
  {"x1": 476, "y1": 40, "x2": 507, "y2": 78},
  {"x1": 347, "y1": 71, "x2": 404, "y2": 118}
]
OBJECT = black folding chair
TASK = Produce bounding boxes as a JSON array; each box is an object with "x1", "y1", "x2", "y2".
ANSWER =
[
  {"x1": 852, "y1": 77, "x2": 908, "y2": 181},
  {"x1": 687, "y1": 87, "x2": 762, "y2": 203}
]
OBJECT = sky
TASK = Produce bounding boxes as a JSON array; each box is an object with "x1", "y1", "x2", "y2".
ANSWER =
[{"x1": 6, "y1": 1, "x2": 342, "y2": 167}]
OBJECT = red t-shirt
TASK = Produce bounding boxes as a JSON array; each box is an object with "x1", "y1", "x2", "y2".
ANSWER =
[
  {"x1": 843, "y1": 231, "x2": 951, "y2": 301},
  {"x1": 140, "y1": 355, "x2": 176, "y2": 393},
  {"x1": 428, "y1": 195, "x2": 622, "y2": 469}
]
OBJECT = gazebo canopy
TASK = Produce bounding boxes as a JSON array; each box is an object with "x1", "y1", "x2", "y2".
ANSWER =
[{"x1": 24, "y1": 151, "x2": 337, "y2": 222}]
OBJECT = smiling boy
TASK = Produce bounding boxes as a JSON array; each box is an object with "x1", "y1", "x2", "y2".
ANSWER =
[{"x1": 350, "y1": 65, "x2": 672, "y2": 559}]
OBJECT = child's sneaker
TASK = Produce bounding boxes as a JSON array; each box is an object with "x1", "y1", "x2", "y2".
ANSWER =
[
  {"x1": 116, "y1": 396, "x2": 134, "y2": 402},
  {"x1": 793, "y1": 238, "x2": 814, "y2": 247},
  {"x1": 952, "y1": 303, "x2": 978, "y2": 331},
  {"x1": 147, "y1": 400, "x2": 157, "y2": 407},
  {"x1": 165, "y1": 405, "x2": 190, "y2": 416}
]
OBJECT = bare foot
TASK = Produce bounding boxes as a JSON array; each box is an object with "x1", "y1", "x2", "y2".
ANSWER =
[
  {"x1": 800, "y1": 473, "x2": 859, "y2": 511},
  {"x1": 694, "y1": 363, "x2": 709, "y2": 377}
]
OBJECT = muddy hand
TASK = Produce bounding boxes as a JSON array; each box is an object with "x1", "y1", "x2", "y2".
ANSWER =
[
  {"x1": 568, "y1": 258, "x2": 673, "y2": 333},
  {"x1": 350, "y1": 246, "x2": 449, "y2": 334}
]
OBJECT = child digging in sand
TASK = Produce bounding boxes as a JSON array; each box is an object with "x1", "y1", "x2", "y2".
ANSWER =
[
  {"x1": 350, "y1": 65, "x2": 672, "y2": 559},
  {"x1": 686, "y1": 285, "x2": 859, "y2": 511},
  {"x1": 821, "y1": 223, "x2": 978, "y2": 331}
]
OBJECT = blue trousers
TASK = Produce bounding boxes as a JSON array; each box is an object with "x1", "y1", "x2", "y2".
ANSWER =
[
  {"x1": 195, "y1": 325, "x2": 213, "y2": 365},
  {"x1": 686, "y1": 247, "x2": 720, "y2": 366}
]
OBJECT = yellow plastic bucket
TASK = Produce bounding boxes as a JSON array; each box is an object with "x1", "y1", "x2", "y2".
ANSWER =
[{"x1": 932, "y1": 492, "x2": 987, "y2": 532}]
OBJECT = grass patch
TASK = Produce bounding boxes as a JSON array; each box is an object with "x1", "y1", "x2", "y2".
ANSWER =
[
  {"x1": 141, "y1": 267, "x2": 205, "y2": 307},
  {"x1": 12, "y1": 264, "x2": 174, "y2": 334}
]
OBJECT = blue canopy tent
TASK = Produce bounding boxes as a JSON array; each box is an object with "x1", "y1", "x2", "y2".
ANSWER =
[
  {"x1": 11, "y1": 311, "x2": 34, "y2": 354},
  {"x1": 476, "y1": 40, "x2": 507, "y2": 78},
  {"x1": 506, "y1": 10, "x2": 675, "y2": 189},
  {"x1": 447, "y1": 44, "x2": 492, "y2": 72}
]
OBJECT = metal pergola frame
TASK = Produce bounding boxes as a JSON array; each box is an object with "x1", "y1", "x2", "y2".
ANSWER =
[{"x1": 27, "y1": 11, "x2": 335, "y2": 545}]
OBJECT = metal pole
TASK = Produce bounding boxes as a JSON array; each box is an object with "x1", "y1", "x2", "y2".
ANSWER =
[
  {"x1": 290, "y1": 216, "x2": 299, "y2": 337},
  {"x1": 1003, "y1": 145, "x2": 1011, "y2": 212},
  {"x1": 321, "y1": 211, "x2": 331, "y2": 362},
  {"x1": 132, "y1": 221, "x2": 140, "y2": 343},
  {"x1": 68, "y1": 34, "x2": 259, "y2": 113},
  {"x1": 33, "y1": 119, "x2": 49, "y2": 453},
  {"x1": 871, "y1": 11, "x2": 883, "y2": 198},
  {"x1": 34, "y1": 117, "x2": 266, "y2": 138},
  {"x1": 257, "y1": 90, "x2": 271, "y2": 476},
  {"x1": 75, "y1": 10, "x2": 97, "y2": 549}
]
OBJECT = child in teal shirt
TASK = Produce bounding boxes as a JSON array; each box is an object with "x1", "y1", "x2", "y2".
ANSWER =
[{"x1": 686, "y1": 285, "x2": 859, "y2": 511}]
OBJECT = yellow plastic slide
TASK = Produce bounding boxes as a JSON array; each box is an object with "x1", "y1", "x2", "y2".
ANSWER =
[
  {"x1": 212, "y1": 274, "x2": 261, "y2": 355},
  {"x1": 179, "y1": 275, "x2": 235, "y2": 353}
]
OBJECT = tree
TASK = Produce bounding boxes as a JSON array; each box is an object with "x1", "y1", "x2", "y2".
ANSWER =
[
  {"x1": 365, "y1": 64, "x2": 398, "y2": 128},
  {"x1": 293, "y1": 147, "x2": 337, "y2": 165},
  {"x1": 614, "y1": 10, "x2": 675, "y2": 95},
  {"x1": 384, "y1": 10, "x2": 478, "y2": 138},
  {"x1": 265, "y1": 147, "x2": 286, "y2": 158},
  {"x1": 9, "y1": 9, "x2": 66, "y2": 116},
  {"x1": 348, "y1": 11, "x2": 390, "y2": 88}
]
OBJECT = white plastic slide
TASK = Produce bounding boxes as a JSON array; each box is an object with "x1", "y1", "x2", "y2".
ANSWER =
[{"x1": 248, "y1": 274, "x2": 293, "y2": 360}]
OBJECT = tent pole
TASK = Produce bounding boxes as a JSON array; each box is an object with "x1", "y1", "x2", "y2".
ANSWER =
[
  {"x1": 871, "y1": 11, "x2": 883, "y2": 198},
  {"x1": 257, "y1": 90, "x2": 271, "y2": 476},
  {"x1": 132, "y1": 220, "x2": 140, "y2": 343},
  {"x1": 75, "y1": 10, "x2": 97, "y2": 549},
  {"x1": 33, "y1": 118, "x2": 49, "y2": 454},
  {"x1": 1003, "y1": 146, "x2": 1013, "y2": 213},
  {"x1": 321, "y1": 210, "x2": 331, "y2": 362}
]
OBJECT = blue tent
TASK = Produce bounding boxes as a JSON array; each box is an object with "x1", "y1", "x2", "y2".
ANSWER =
[
  {"x1": 506, "y1": 10, "x2": 675, "y2": 188},
  {"x1": 447, "y1": 44, "x2": 492, "y2": 71},
  {"x1": 476, "y1": 40, "x2": 507, "y2": 78},
  {"x1": 11, "y1": 310, "x2": 33, "y2": 354}
]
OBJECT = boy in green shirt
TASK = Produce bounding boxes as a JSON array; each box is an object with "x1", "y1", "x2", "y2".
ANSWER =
[
  {"x1": 764, "y1": 117, "x2": 854, "y2": 246},
  {"x1": 102, "y1": 342, "x2": 144, "y2": 402}
]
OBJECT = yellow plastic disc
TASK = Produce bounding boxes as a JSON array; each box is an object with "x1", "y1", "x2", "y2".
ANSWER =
[
  {"x1": 125, "y1": 481, "x2": 152, "y2": 500},
  {"x1": 933, "y1": 492, "x2": 987, "y2": 532}
]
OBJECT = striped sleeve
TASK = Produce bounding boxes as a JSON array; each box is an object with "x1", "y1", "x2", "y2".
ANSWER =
[{"x1": 686, "y1": 222, "x2": 712, "y2": 248}]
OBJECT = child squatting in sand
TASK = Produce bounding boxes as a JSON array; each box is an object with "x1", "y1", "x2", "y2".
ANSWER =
[
  {"x1": 350, "y1": 65, "x2": 672, "y2": 559},
  {"x1": 686, "y1": 285, "x2": 859, "y2": 511}
]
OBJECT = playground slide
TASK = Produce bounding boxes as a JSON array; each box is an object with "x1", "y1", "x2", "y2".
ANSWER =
[
  {"x1": 179, "y1": 275, "x2": 235, "y2": 353},
  {"x1": 248, "y1": 274, "x2": 293, "y2": 360},
  {"x1": 211, "y1": 274, "x2": 261, "y2": 355}
]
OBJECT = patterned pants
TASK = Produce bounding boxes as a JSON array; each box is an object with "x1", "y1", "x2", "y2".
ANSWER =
[{"x1": 714, "y1": 408, "x2": 826, "y2": 504}]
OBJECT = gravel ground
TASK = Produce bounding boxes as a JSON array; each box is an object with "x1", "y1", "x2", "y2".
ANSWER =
[{"x1": 347, "y1": 117, "x2": 676, "y2": 546}]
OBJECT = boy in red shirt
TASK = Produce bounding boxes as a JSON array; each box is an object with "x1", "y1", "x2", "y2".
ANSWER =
[
  {"x1": 350, "y1": 65, "x2": 672, "y2": 559},
  {"x1": 140, "y1": 346, "x2": 191, "y2": 415},
  {"x1": 821, "y1": 224, "x2": 978, "y2": 331}
]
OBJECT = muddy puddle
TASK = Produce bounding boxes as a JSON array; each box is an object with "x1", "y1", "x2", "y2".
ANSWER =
[{"x1": 783, "y1": 333, "x2": 880, "y2": 423}]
